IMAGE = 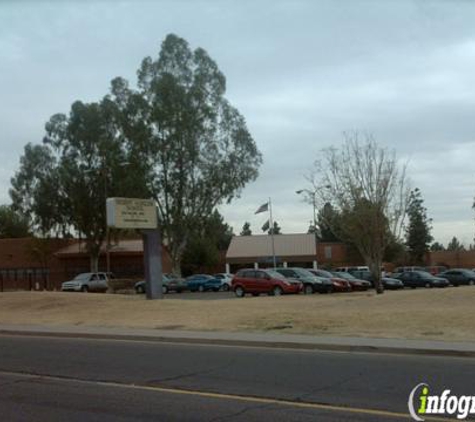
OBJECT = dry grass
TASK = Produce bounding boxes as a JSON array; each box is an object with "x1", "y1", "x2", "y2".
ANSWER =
[{"x1": 0, "y1": 288, "x2": 474, "y2": 341}]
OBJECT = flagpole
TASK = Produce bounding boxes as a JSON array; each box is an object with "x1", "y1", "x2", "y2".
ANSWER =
[{"x1": 269, "y1": 197, "x2": 277, "y2": 268}]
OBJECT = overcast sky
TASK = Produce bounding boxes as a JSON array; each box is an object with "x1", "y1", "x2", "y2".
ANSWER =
[{"x1": 1, "y1": 0, "x2": 475, "y2": 245}]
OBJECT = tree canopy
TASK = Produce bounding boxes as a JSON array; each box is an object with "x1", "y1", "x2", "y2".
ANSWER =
[
  {"x1": 308, "y1": 132, "x2": 409, "y2": 293},
  {"x1": 316, "y1": 203, "x2": 340, "y2": 241},
  {"x1": 10, "y1": 34, "x2": 261, "y2": 273},
  {"x1": 405, "y1": 188, "x2": 433, "y2": 265},
  {"x1": 430, "y1": 241, "x2": 445, "y2": 251},
  {"x1": 240, "y1": 222, "x2": 252, "y2": 236},
  {"x1": 268, "y1": 221, "x2": 281, "y2": 235},
  {"x1": 447, "y1": 236, "x2": 465, "y2": 251},
  {"x1": 11, "y1": 100, "x2": 147, "y2": 270},
  {"x1": 0, "y1": 205, "x2": 30, "y2": 238},
  {"x1": 108, "y1": 34, "x2": 262, "y2": 272},
  {"x1": 181, "y1": 210, "x2": 234, "y2": 276}
]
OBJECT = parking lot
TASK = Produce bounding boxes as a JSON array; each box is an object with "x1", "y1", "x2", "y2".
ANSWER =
[{"x1": 161, "y1": 291, "x2": 235, "y2": 300}]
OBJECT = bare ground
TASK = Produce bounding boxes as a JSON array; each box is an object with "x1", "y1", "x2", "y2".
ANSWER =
[{"x1": 0, "y1": 288, "x2": 474, "y2": 341}]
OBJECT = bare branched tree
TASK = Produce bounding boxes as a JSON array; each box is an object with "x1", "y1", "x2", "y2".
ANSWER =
[{"x1": 307, "y1": 132, "x2": 409, "y2": 293}]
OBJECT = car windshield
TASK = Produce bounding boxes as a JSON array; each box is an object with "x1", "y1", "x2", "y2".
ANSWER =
[
  {"x1": 333, "y1": 272, "x2": 355, "y2": 280},
  {"x1": 266, "y1": 270, "x2": 287, "y2": 280},
  {"x1": 73, "y1": 273, "x2": 91, "y2": 281},
  {"x1": 316, "y1": 270, "x2": 333, "y2": 278},
  {"x1": 293, "y1": 268, "x2": 314, "y2": 278},
  {"x1": 413, "y1": 271, "x2": 436, "y2": 279}
]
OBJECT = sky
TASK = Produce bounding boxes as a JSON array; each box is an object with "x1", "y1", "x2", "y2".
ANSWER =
[{"x1": 1, "y1": 0, "x2": 475, "y2": 246}]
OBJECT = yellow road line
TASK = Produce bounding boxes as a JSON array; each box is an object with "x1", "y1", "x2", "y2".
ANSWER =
[{"x1": 0, "y1": 370, "x2": 454, "y2": 421}]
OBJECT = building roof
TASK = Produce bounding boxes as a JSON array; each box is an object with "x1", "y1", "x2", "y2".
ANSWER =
[
  {"x1": 55, "y1": 239, "x2": 143, "y2": 256},
  {"x1": 226, "y1": 234, "x2": 316, "y2": 259}
]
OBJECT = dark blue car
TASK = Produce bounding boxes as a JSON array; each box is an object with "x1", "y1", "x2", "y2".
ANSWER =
[{"x1": 186, "y1": 274, "x2": 222, "y2": 292}]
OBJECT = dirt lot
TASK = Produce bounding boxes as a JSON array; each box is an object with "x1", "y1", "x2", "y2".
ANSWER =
[{"x1": 0, "y1": 287, "x2": 474, "y2": 341}]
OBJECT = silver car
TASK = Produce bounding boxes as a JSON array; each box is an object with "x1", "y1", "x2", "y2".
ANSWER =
[{"x1": 61, "y1": 272, "x2": 110, "y2": 292}]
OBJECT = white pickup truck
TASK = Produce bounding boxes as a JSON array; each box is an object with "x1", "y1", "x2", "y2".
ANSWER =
[{"x1": 61, "y1": 272, "x2": 112, "y2": 293}]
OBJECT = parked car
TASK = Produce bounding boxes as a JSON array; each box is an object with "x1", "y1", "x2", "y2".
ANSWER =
[
  {"x1": 334, "y1": 266, "x2": 369, "y2": 273},
  {"x1": 393, "y1": 271, "x2": 449, "y2": 288},
  {"x1": 186, "y1": 274, "x2": 222, "y2": 292},
  {"x1": 330, "y1": 271, "x2": 371, "y2": 291},
  {"x1": 391, "y1": 266, "x2": 426, "y2": 275},
  {"x1": 134, "y1": 274, "x2": 188, "y2": 294},
  {"x1": 307, "y1": 269, "x2": 351, "y2": 292},
  {"x1": 437, "y1": 269, "x2": 475, "y2": 286},
  {"x1": 424, "y1": 266, "x2": 448, "y2": 275},
  {"x1": 61, "y1": 272, "x2": 113, "y2": 293},
  {"x1": 275, "y1": 267, "x2": 333, "y2": 294},
  {"x1": 213, "y1": 273, "x2": 234, "y2": 291},
  {"x1": 350, "y1": 270, "x2": 404, "y2": 290},
  {"x1": 232, "y1": 269, "x2": 302, "y2": 297}
]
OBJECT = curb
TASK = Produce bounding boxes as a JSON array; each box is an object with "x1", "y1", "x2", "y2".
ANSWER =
[{"x1": 1, "y1": 329, "x2": 475, "y2": 358}]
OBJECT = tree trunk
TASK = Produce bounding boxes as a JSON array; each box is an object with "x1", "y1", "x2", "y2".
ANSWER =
[
  {"x1": 170, "y1": 238, "x2": 187, "y2": 277},
  {"x1": 90, "y1": 252, "x2": 99, "y2": 273},
  {"x1": 369, "y1": 260, "x2": 384, "y2": 294}
]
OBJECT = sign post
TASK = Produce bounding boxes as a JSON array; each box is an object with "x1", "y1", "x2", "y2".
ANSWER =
[
  {"x1": 142, "y1": 229, "x2": 162, "y2": 300},
  {"x1": 106, "y1": 198, "x2": 162, "y2": 300}
]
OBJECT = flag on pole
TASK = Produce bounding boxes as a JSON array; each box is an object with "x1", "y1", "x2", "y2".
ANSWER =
[
  {"x1": 261, "y1": 219, "x2": 270, "y2": 232},
  {"x1": 255, "y1": 202, "x2": 269, "y2": 214}
]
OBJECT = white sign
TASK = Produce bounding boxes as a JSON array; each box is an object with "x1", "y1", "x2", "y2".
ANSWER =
[{"x1": 106, "y1": 198, "x2": 158, "y2": 229}]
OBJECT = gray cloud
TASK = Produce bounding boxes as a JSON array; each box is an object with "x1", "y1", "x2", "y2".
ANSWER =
[{"x1": 1, "y1": 0, "x2": 475, "y2": 246}]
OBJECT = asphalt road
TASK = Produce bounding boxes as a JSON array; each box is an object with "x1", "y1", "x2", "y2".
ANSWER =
[{"x1": 0, "y1": 335, "x2": 473, "y2": 421}]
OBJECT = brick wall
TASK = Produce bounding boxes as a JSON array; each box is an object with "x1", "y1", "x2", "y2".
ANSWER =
[
  {"x1": 428, "y1": 250, "x2": 475, "y2": 269},
  {"x1": 0, "y1": 237, "x2": 173, "y2": 291}
]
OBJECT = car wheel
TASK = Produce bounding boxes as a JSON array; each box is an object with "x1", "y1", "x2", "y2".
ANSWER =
[
  {"x1": 425, "y1": 282, "x2": 431, "y2": 288},
  {"x1": 198, "y1": 285, "x2": 205, "y2": 292},
  {"x1": 234, "y1": 286, "x2": 245, "y2": 298},
  {"x1": 272, "y1": 286, "x2": 283, "y2": 296},
  {"x1": 252, "y1": 292, "x2": 259, "y2": 297},
  {"x1": 81, "y1": 285, "x2": 89, "y2": 293},
  {"x1": 304, "y1": 284, "x2": 314, "y2": 295},
  {"x1": 162, "y1": 285, "x2": 168, "y2": 294},
  {"x1": 136, "y1": 285, "x2": 145, "y2": 294},
  {"x1": 469, "y1": 280, "x2": 474, "y2": 286},
  {"x1": 222, "y1": 284, "x2": 230, "y2": 292}
]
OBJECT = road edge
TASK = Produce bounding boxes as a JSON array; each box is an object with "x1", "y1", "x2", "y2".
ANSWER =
[{"x1": 1, "y1": 329, "x2": 474, "y2": 358}]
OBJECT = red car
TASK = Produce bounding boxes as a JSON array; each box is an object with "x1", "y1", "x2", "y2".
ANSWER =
[
  {"x1": 232, "y1": 269, "x2": 302, "y2": 297},
  {"x1": 308, "y1": 269, "x2": 352, "y2": 292},
  {"x1": 330, "y1": 271, "x2": 371, "y2": 291}
]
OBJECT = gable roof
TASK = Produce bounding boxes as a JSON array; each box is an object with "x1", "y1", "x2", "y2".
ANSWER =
[{"x1": 226, "y1": 234, "x2": 316, "y2": 259}]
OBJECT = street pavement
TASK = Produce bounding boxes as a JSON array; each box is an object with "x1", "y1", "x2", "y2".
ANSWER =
[{"x1": 0, "y1": 333, "x2": 473, "y2": 421}]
